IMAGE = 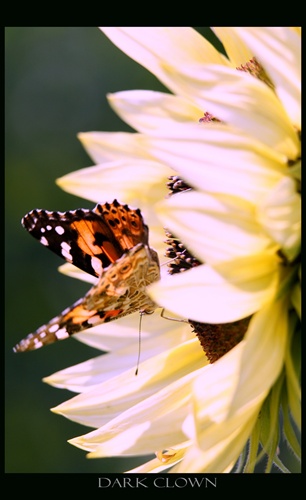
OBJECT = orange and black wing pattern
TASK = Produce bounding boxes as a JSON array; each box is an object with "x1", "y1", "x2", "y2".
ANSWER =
[{"x1": 22, "y1": 199, "x2": 149, "y2": 277}]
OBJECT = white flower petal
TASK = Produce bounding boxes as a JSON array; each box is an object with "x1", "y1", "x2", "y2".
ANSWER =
[
  {"x1": 141, "y1": 123, "x2": 286, "y2": 204},
  {"x1": 257, "y1": 176, "x2": 301, "y2": 262},
  {"x1": 108, "y1": 90, "x2": 201, "y2": 133},
  {"x1": 161, "y1": 64, "x2": 299, "y2": 158},
  {"x1": 69, "y1": 363, "x2": 204, "y2": 456},
  {"x1": 77, "y1": 131, "x2": 147, "y2": 164},
  {"x1": 212, "y1": 27, "x2": 254, "y2": 67},
  {"x1": 58, "y1": 263, "x2": 98, "y2": 284},
  {"x1": 231, "y1": 27, "x2": 301, "y2": 129},
  {"x1": 149, "y1": 253, "x2": 280, "y2": 323},
  {"x1": 127, "y1": 442, "x2": 190, "y2": 472},
  {"x1": 51, "y1": 338, "x2": 206, "y2": 428},
  {"x1": 57, "y1": 159, "x2": 170, "y2": 207},
  {"x1": 174, "y1": 299, "x2": 288, "y2": 472},
  {"x1": 44, "y1": 318, "x2": 194, "y2": 392},
  {"x1": 192, "y1": 300, "x2": 287, "y2": 446},
  {"x1": 100, "y1": 27, "x2": 230, "y2": 96},
  {"x1": 226, "y1": 297, "x2": 288, "y2": 415},
  {"x1": 174, "y1": 412, "x2": 258, "y2": 473},
  {"x1": 156, "y1": 190, "x2": 273, "y2": 265}
]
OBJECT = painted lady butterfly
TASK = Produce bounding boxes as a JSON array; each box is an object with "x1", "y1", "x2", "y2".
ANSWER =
[{"x1": 13, "y1": 200, "x2": 160, "y2": 352}]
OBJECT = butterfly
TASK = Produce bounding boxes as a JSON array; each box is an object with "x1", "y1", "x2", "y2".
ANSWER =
[{"x1": 13, "y1": 199, "x2": 160, "y2": 353}]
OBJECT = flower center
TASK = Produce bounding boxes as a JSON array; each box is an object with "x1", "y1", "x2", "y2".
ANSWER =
[
  {"x1": 236, "y1": 56, "x2": 274, "y2": 90},
  {"x1": 165, "y1": 176, "x2": 250, "y2": 363}
]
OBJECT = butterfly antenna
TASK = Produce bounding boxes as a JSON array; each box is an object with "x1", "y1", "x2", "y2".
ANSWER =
[{"x1": 161, "y1": 249, "x2": 187, "y2": 267}]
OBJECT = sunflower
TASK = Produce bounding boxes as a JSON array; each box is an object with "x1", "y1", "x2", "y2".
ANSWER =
[{"x1": 45, "y1": 27, "x2": 300, "y2": 473}]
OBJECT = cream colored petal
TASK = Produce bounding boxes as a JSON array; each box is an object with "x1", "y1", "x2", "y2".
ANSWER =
[
  {"x1": 108, "y1": 90, "x2": 202, "y2": 133},
  {"x1": 231, "y1": 27, "x2": 301, "y2": 129},
  {"x1": 291, "y1": 27, "x2": 301, "y2": 35},
  {"x1": 51, "y1": 338, "x2": 206, "y2": 429},
  {"x1": 141, "y1": 122, "x2": 286, "y2": 205},
  {"x1": 127, "y1": 442, "x2": 190, "y2": 472},
  {"x1": 44, "y1": 319, "x2": 194, "y2": 392},
  {"x1": 156, "y1": 190, "x2": 273, "y2": 265},
  {"x1": 188, "y1": 299, "x2": 287, "y2": 447},
  {"x1": 74, "y1": 306, "x2": 187, "y2": 352},
  {"x1": 77, "y1": 131, "x2": 148, "y2": 164},
  {"x1": 161, "y1": 63, "x2": 299, "y2": 158},
  {"x1": 69, "y1": 365, "x2": 204, "y2": 456},
  {"x1": 174, "y1": 412, "x2": 258, "y2": 473},
  {"x1": 212, "y1": 27, "x2": 254, "y2": 67},
  {"x1": 226, "y1": 297, "x2": 288, "y2": 415},
  {"x1": 149, "y1": 252, "x2": 280, "y2": 323},
  {"x1": 100, "y1": 27, "x2": 230, "y2": 96},
  {"x1": 180, "y1": 345, "x2": 264, "y2": 452},
  {"x1": 57, "y1": 159, "x2": 170, "y2": 206},
  {"x1": 174, "y1": 299, "x2": 288, "y2": 472},
  {"x1": 257, "y1": 176, "x2": 301, "y2": 262},
  {"x1": 58, "y1": 263, "x2": 98, "y2": 284}
]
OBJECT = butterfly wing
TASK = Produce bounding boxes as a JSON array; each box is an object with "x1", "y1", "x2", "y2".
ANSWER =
[
  {"x1": 22, "y1": 199, "x2": 149, "y2": 278},
  {"x1": 13, "y1": 244, "x2": 160, "y2": 352}
]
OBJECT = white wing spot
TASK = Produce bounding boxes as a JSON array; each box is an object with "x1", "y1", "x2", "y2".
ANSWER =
[
  {"x1": 61, "y1": 307, "x2": 70, "y2": 315},
  {"x1": 40, "y1": 227, "x2": 46, "y2": 233},
  {"x1": 40, "y1": 236, "x2": 49, "y2": 246},
  {"x1": 33, "y1": 339, "x2": 44, "y2": 349},
  {"x1": 91, "y1": 257, "x2": 103, "y2": 276},
  {"x1": 46, "y1": 225, "x2": 52, "y2": 231},
  {"x1": 49, "y1": 324, "x2": 60, "y2": 333},
  {"x1": 61, "y1": 242, "x2": 72, "y2": 260},
  {"x1": 55, "y1": 328, "x2": 70, "y2": 340},
  {"x1": 55, "y1": 226, "x2": 65, "y2": 235}
]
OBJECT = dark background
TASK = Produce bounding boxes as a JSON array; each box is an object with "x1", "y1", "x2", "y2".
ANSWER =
[{"x1": 5, "y1": 26, "x2": 217, "y2": 474}]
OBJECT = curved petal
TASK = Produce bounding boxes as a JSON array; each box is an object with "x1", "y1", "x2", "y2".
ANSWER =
[
  {"x1": 100, "y1": 27, "x2": 230, "y2": 96},
  {"x1": 141, "y1": 123, "x2": 286, "y2": 204},
  {"x1": 161, "y1": 63, "x2": 299, "y2": 158},
  {"x1": 57, "y1": 159, "x2": 171, "y2": 206},
  {"x1": 58, "y1": 263, "x2": 98, "y2": 285},
  {"x1": 257, "y1": 176, "x2": 301, "y2": 262},
  {"x1": 148, "y1": 252, "x2": 280, "y2": 323},
  {"x1": 78, "y1": 131, "x2": 148, "y2": 164},
  {"x1": 212, "y1": 27, "x2": 254, "y2": 67},
  {"x1": 174, "y1": 412, "x2": 258, "y2": 473},
  {"x1": 127, "y1": 442, "x2": 190, "y2": 472},
  {"x1": 108, "y1": 90, "x2": 202, "y2": 133},
  {"x1": 51, "y1": 338, "x2": 206, "y2": 428},
  {"x1": 69, "y1": 364, "x2": 204, "y2": 456},
  {"x1": 156, "y1": 190, "x2": 273, "y2": 265},
  {"x1": 174, "y1": 298, "x2": 288, "y2": 472},
  {"x1": 44, "y1": 319, "x2": 194, "y2": 392},
  {"x1": 231, "y1": 27, "x2": 301, "y2": 129}
]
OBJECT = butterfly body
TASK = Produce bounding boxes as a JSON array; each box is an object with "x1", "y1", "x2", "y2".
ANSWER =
[{"x1": 14, "y1": 200, "x2": 160, "y2": 353}]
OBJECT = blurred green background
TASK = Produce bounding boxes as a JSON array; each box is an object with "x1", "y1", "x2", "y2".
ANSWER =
[
  {"x1": 5, "y1": 26, "x2": 218, "y2": 474},
  {"x1": 5, "y1": 27, "x2": 299, "y2": 476}
]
